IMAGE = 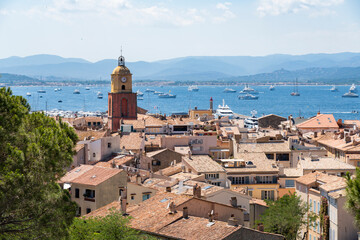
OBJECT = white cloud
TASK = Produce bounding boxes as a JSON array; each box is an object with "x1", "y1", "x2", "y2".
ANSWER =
[
  {"x1": 216, "y1": 2, "x2": 232, "y2": 10},
  {"x1": 257, "y1": 0, "x2": 344, "y2": 17},
  {"x1": 213, "y1": 2, "x2": 235, "y2": 23}
]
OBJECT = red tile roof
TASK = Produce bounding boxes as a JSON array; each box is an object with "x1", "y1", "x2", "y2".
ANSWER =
[{"x1": 297, "y1": 114, "x2": 339, "y2": 129}]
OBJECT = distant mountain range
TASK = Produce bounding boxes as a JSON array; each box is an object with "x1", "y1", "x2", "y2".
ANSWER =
[{"x1": 1, "y1": 53, "x2": 360, "y2": 83}]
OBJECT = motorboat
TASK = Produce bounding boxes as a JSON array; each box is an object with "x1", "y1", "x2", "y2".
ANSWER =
[
  {"x1": 244, "y1": 110, "x2": 258, "y2": 129},
  {"x1": 330, "y1": 85, "x2": 338, "y2": 92},
  {"x1": 239, "y1": 85, "x2": 258, "y2": 94},
  {"x1": 214, "y1": 99, "x2": 234, "y2": 119},
  {"x1": 97, "y1": 92, "x2": 103, "y2": 99},
  {"x1": 188, "y1": 85, "x2": 199, "y2": 92},
  {"x1": 269, "y1": 85, "x2": 275, "y2": 91},
  {"x1": 290, "y1": 78, "x2": 300, "y2": 96},
  {"x1": 73, "y1": 89, "x2": 80, "y2": 94},
  {"x1": 154, "y1": 91, "x2": 164, "y2": 95},
  {"x1": 37, "y1": 90, "x2": 46, "y2": 93},
  {"x1": 54, "y1": 88, "x2": 58, "y2": 92},
  {"x1": 58, "y1": 100, "x2": 62, "y2": 103},
  {"x1": 350, "y1": 84, "x2": 357, "y2": 93},
  {"x1": 223, "y1": 88, "x2": 237, "y2": 93},
  {"x1": 238, "y1": 93, "x2": 259, "y2": 100},
  {"x1": 136, "y1": 90, "x2": 144, "y2": 96},
  {"x1": 137, "y1": 97, "x2": 144, "y2": 100},
  {"x1": 85, "y1": 87, "x2": 90, "y2": 90},
  {"x1": 342, "y1": 92, "x2": 359, "y2": 98},
  {"x1": 26, "y1": 92, "x2": 31, "y2": 96},
  {"x1": 158, "y1": 93, "x2": 176, "y2": 98},
  {"x1": 145, "y1": 89, "x2": 155, "y2": 92}
]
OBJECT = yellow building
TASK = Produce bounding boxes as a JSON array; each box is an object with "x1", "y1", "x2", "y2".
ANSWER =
[{"x1": 189, "y1": 108, "x2": 213, "y2": 119}]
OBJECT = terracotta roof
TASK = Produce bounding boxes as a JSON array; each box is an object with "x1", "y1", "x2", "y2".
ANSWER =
[
  {"x1": 182, "y1": 155, "x2": 225, "y2": 173},
  {"x1": 157, "y1": 215, "x2": 241, "y2": 240},
  {"x1": 123, "y1": 114, "x2": 165, "y2": 129},
  {"x1": 144, "y1": 135, "x2": 162, "y2": 146},
  {"x1": 237, "y1": 142, "x2": 291, "y2": 153},
  {"x1": 258, "y1": 114, "x2": 286, "y2": 120},
  {"x1": 74, "y1": 143, "x2": 84, "y2": 152},
  {"x1": 316, "y1": 136, "x2": 360, "y2": 152},
  {"x1": 295, "y1": 171, "x2": 344, "y2": 188},
  {"x1": 220, "y1": 127, "x2": 240, "y2": 137},
  {"x1": 95, "y1": 155, "x2": 134, "y2": 168},
  {"x1": 296, "y1": 114, "x2": 339, "y2": 129},
  {"x1": 174, "y1": 146, "x2": 191, "y2": 155},
  {"x1": 120, "y1": 133, "x2": 144, "y2": 150},
  {"x1": 60, "y1": 165, "x2": 93, "y2": 183},
  {"x1": 76, "y1": 130, "x2": 107, "y2": 141},
  {"x1": 225, "y1": 153, "x2": 279, "y2": 173},
  {"x1": 165, "y1": 117, "x2": 202, "y2": 126},
  {"x1": 63, "y1": 165, "x2": 123, "y2": 186},
  {"x1": 155, "y1": 164, "x2": 183, "y2": 176},
  {"x1": 282, "y1": 168, "x2": 303, "y2": 177},
  {"x1": 298, "y1": 157, "x2": 356, "y2": 171},
  {"x1": 146, "y1": 148, "x2": 168, "y2": 158},
  {"x1": 249, "y1": 198, "x2": 268, "y2": 207},
  {"x1": 328, "y1": 189, "x2": 346, "y2": 199},
  {"x1": 343, "y1": 120, "x2": 360, "y2": 128}
]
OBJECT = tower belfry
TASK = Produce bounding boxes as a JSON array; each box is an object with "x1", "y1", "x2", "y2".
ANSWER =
[{"x1": 108, "y1": 52, "x2": 137, "y2": 132}]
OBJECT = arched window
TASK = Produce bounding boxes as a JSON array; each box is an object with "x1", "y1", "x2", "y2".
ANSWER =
[
  {"x1": 122, "y1": 85, "x2": 125, "y2": 90},
  {"x1": 121, "y1": 98, "x2": 128, "y2": 117}
]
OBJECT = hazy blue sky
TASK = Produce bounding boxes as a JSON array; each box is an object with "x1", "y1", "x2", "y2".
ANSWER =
[{"x1": 1, "y1": 0, "x2": 360, "y2": 62}]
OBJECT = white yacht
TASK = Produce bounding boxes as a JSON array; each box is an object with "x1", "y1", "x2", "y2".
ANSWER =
[
  {"x1": 269, "y1": 85, "x2": 275, "y2": 91},
  {"x1": 330, "y1": 85, "x2": 338, "y2": 92},
  {"x1": 26, "y1": 92, "x2": 31, "y2": 96},
  {"x1": 342, "y1": 92, "x2": 359, "y2": 98},
  {"x1": 145, "y1": 89, "x2": 155, "y2": 93},
  {"x1": 214, "y1": 99, "x2": 234, "y2": 119},
  {"x1": 136, "y1": 90, "x2": 144, "y2": 96},
  {"x1": 154, "y1": 91, "x2": 164, "y2": 95},
  {"x1": 188, "y1": 85, "x2": 199, "y2": 92},
  {"x1": 85, "y1": 87, "x2": 90, "y2": 90},
  {"x1": 223, "y1": 88, "x2": 237, "y2": 93},
  {"x1": 73, "y1": 89, "x2": 80, "y2": 94},
  {"x1": 239, "y1": 84, "x2": 258, "y2": 94},
  {"x1": 238, "y1": 93, "x2": 259, "y2": 100},
  {"x1": 97, "y1": 91, "x2": 103, "y2": 99},
  {"x1": 244, "y1": 110, "x2": 258, "y2": 129},
  {"x1": 350, "y1": 84, "x2": 357, "y2": 93},
  {"x1": 158, "y1": 93, "x2": 176, "y2": 98}
]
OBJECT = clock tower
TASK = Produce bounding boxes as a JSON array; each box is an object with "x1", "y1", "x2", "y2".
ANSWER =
[{"x1": 108, "y1": 54, "x2": 137, "y2": 132}]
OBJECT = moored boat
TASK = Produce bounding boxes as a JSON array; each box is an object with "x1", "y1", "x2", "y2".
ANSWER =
[
  {"x1": 188, "y1": 85, "x2": 199, "y2": 92},
  {"x1": 158, "y1": 93, "x2": 176, "y2": 98},
  {"x1": 73, "y1": 89, "x2": 80, "y2": 94},
  {"x1": 136, "y1": 90, "x2": 144, "y2": 96},
  {"x1": 214, "y1": 99, "x2": 234, "y2": 119},
  {"x1": 342, "y1": 92, "x2": 359, "y2": 98},
  {"x1": 238, "y1": 93, "x2": 259, "y2": 100},
  {"x1": 223, "y1": 88, "x2": 237, "y2": 93}
]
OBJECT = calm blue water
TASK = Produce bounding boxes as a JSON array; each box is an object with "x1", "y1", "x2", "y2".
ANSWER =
[{"x1": 8, "y1": 85, "x2": 360, "y2": 120}]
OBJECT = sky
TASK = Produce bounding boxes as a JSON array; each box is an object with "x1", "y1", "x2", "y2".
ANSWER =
[{"x1": 1, "y1": 0, "x2": 360, "y2": 62}]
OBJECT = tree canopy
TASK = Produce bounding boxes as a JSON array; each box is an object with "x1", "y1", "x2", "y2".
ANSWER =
[
  {"x1": 68, "y1": 208, "x2": 155, "y2": 240},
  {"x1": 0, "y1": 87, "x2": 78, "y2": 239},
  {"x1": 256, "y1": 193, "x2": 315, "y2": 240},
  {"x1": 345, "y1": 168, "x2": 360, "y2": 228}
]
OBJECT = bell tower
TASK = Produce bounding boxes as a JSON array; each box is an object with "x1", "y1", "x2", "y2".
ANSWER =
[{"x1": 108, "y1": 54, "x2": 137, "y2": 133}]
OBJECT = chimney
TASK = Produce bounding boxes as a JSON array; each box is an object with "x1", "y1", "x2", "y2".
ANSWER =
[
  {"x1": 230, "y1": 197, "x2": 237, "y2": 207},
  {"x1": 210, "y1": 97, "x2": 213, "y2": 112},
  {"x1": 169, "y1": 201, "x2": 176, "y2": 214},
  {"x1": 182, "y1": 207, "x2": 189, "y2": 219},
  {"x1": 227, "y1": 214, "x2": 238, "y2": 226},
  {"x1": 120, "y1": 187, "x2": 127, "y2": 215},
  {"x1": 345, "y1": 136, "x2": 351, "y2": 143},
  {"x1": 188, "y1": 150, "x2": 192, "y2": 159},
  {"x1": 314, "y1": 132, "x2": 318, "y2": 138},
  {"x1": 166, "y1": 186, "x2": 172, "y2": 192},
  {"x1": 195, "y1": 106, "x2": 198, "y2": 110},
  {"x1": 321, "y1": 130, "x2": 325, "y2": 135},
  {"x1": 208, "y1": 210, "x2": 214, "y2": 222},
  {"x1": 340, "y1": 132, "x2": 345, "y2": 139},
  {"x1": 257, "y1": 223, "x2": 264, "y2": 232},
  {"x1": 193, "y1": 184, "x2": 201, "y2": 198}
]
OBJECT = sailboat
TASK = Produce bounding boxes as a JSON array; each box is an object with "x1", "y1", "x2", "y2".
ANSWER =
[
  {"x1": 290, "y1": 78, "x2": 300, "y2": 96},
  {"x1": 269, "y1": 84, "x2": 275, "y2": 91},
  {"x1": 330, "y1": 85, "x2": 338, "y2": 92}
]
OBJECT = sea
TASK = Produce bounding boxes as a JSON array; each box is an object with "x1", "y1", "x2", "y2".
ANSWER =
[{"x1": 7, "y1": 85, "x2": 360, "y2": 120}]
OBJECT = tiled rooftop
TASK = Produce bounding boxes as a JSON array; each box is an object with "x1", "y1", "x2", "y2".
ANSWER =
[
  {"x1": 225, "y1": 153, "x2": 279, "y2": 173},
  {"x1": 296, "y1": 171, "x2": 345, "y2": 191},
  {"x1": 296, "y1": 114, "x2": 339, "y2": 129},
  {"x1": 94, "y1": 155, "x2": 134, "y2": 168},
  {"x1": 76, "y1": 130, "x2": 107, "y2": 141},
  {"x1": 182, "y1": 155, "x2": 225, "y2": 173},
  {"x1": 120, "y1": 132, "x2": 144, "y2": 150},
  {"x1": 237, "y1": 142, "x2": 291, "y2": 153},
  {"x1": 298, "y1": 157, "x2": 356, "y2": 171}
]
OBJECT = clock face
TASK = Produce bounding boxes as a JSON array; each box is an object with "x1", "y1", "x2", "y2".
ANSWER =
[{"x1": 121, "y1": 77, "x2": 127, "y2": 83}]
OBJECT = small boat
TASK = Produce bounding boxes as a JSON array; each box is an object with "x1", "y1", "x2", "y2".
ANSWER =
[
  {"x1": 239, "y1": 90, "x2": 259, "y2": 95},
  {"x1": 97, "y1": 92, "x2": 103, "y2": 99},
  {"x1": 137, "y1": 97, "x2": 144, "y2": 100},
  {"x1": 37, "y1": 90, "x2": 46, "y2": 93},
  {"x1": 269, "y1": 85, "x2": 275, "y2": 91},
  {"x1": 145, "y1": 89, "x2": 155, "y2": 93},
  {"x1": 241, "y1": 84, "x2": 257, "y2": 93},
  {"x1": 54, "y1": 88, "x2": 58, "y2": 92},
  {"x1": 73, "y1": 89, "x2": 80, "y2": 94},
  {"x1": 342, "y1": 92, "x2": 359, "y2": 98},
  {"x1": 26, "y1": 92, "x2": 31, "y2": 96},
  {"x1": 350, "y1": 84, "x2": 357, "y2": 93},
  {"x1": 244, "y1": 110, "x2": 258, "y2": 129},
  {"x1": 290, "y1": 78, "x2": 300, "y2": 96},
  {"x1": 136, "y1": 90, "x2": 144, "y2": 96},
  {"x1": 223, "y1": 88, "x2": 237, "y2": 93},
  {"x1": 352, "y1": 110, "x2": 358, "y2": 114},
  {"x1": 154, "y1": 91, "x2": 164, "y2": 95},
  {"x1": 238, "y1": 93, "x2": 259, "y2": 100},
  {"x1": 158, "y1": 93, "x2": 176, "y2": 98},
  {"x1": 188, "y1": 85, "x2": 199, "y2": 92},
  {"x1": 85, "y1": 87, "x2": 90, "y2": 90},
  {"x1": 57, "y1": 88, "x2": 62, "y2": 91},
  {"x1": 58, "y1": 100, "x2": 62, "y2": 103},
  {"x1": 39, "y1": 96, "x2": 43, "y2": 98},
  {"x1": 330, "y1": 85, "x2": 338, "y2": 92}
]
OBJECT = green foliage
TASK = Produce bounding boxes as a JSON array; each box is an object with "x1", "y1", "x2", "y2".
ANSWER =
[
  {"x1": 68, "y1": 208, "x2": 156, "y2": 240},
  {"x1": 320, "y1": 197, "x2": 329, "y2": 240},
  {"x1": 0, "y1": 87, "x2": 78, "y2": 239},
  {"x1": 256, "y1": 193, "x2": 316, "y2": 240},
  {"x1": 345, "y1": 168, "x2": 360, "y2": 228}
]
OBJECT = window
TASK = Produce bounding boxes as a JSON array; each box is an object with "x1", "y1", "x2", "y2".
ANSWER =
[
  {"x1": 86, "y1": 208, "x2": 91, "y2": 214},
  {"x1": 75, "y1": 188, "x2": 79, "y2": 198},
  {"x1": 84, "y1": 189, "x2": 95, "y2": 200},
  {"x1": 256, "y1": 176, "x2": 277, "y2": 184},
  {"x1": 357, "y1": 161, "x2": 360, "y2": 167},
  {"x1": 318, "y1": 202, "x2": 320, "y2": 214},
  {"x1": 317, "y1": 221, "x2": 320, "y2": 233},
  {"x1": 142, "y1": 194, "x2": 150, "y2": 201},
  {"x1": 152, "y1": 160, "x2": 161, "y2": 166},
  {"x1": 310, "y1": 198, "x2": 312, "y2": 210},
  {"x1": 93, "y1": 153, "x2": 96, "y2": 157},
  {"x1": 313, "y1": 200, "x2": 316, "y2": 213},
  {"x1": 122, "y1": 85, "x2": 125, "y2": 90},
  {"x1": 248, "y1": 191, "x2": 253, "y2": 197},
  {"x1": 205, "y1": 173, "x2": 219, "y2": 179},
  {"x1": 285, "y1": 180, "x2": 295, "y2": 188},
  {"x1": 88, "y1": 122, "x2": 91, "y2": 126},
  {"x1": 108, "y1": 143, "x2": 111, "y2": 148},
  {"x1": 266, "y1": 154, "x2": 274, "y2": 160},
  {"x1": 261, "y1": 190, "x2": 274, "y2": 200},
  {"x1": 229, "y1": 176, "x2": 249, "y2": 184},
  {"x1": 131, "y1": 195, "x2": 135, "y2": 200}
]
